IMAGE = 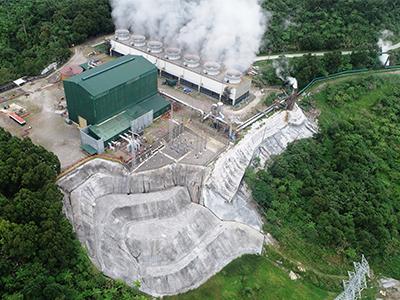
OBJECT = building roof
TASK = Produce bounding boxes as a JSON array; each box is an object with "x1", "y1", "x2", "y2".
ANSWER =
[
  {"x1": 61, "y1": 65, "x2": 83, "y2": 77},
  {"x1": 65, "y1": 55, "x2": 156, "y2": 97},
  {"x1": 88, "y1": 94, "x2": 169, "y2": 143},
  {"x1": 13, "y1": 78, "x2": 26, "y2": 86}
]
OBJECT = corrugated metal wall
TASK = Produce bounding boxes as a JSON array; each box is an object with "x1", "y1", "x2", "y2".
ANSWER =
[
  {"x1": 80, "y1": 127, "x2": 105, "y2": 154},
  {"x1": 64, "y1": 68, "x2": 158, "y2": 125},
  {"x1": 64, "y1": 81, "x2": 95, "y2": 124},
  {"x1": 93, "y1": 69, "x2": 157, "y2": 124}
]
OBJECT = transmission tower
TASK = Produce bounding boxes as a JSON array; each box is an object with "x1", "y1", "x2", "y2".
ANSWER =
[{"x1": 335, "y1": 255, "x2": 370, "y2": 300}]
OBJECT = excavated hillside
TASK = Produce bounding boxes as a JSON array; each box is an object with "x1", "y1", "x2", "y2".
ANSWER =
[
  {"x1": 59, "y1": 161, "x2": 265, "y2": 296},
  {"x1": 58, "y1": 105, "x2": 317, "y2": 297}
]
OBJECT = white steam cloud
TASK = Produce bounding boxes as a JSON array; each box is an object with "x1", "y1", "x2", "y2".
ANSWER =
[
  {"x1": 378, "y1": 30, "x2": 393, "y2": 66},
  {"x1": 110, "y1": 0, "x2": 268, "y2": 72},
  {"x1": 273, "y1": 56, "x2": 298, "y2": 90}
]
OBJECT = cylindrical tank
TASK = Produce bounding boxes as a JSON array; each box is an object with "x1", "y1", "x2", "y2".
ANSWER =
[
  {"x1": 165, "y1": 47, "x2": 182, "y2": 61},
  {"x1": 147, "y1": 40, "x2": 163, "y2": 53},
  {"x1": 183, "y1": 54, "x2": 201, "y2": 68},
  {"x1": 224, "y1": 69, "x2": 242, "y2": 84},
  {"x1": 203, "y1": 61, "x2": 221, "y2": 76},
  {"x1": 131, "y1": 34, "x2": 146, "y2": 47},
  {"x1": 60, "y1": 65, "x2": 83, "y2": 80},
  {"x1": 115, "y1": 29, "x2": 130, "y2": 41},
  {"x1": 217, "y1": 101, "x2": 224, "y2": 112}
]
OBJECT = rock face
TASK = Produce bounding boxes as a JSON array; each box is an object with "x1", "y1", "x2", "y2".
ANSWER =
[
  {"x1": 58, "y1": 160, "x2": 264, "y2": 297},
  {"x1": 203, "y1": 105, "x2": 317, "y2": 226},
  {"x1": 379, "y1": 278, "x2": 400, "y2": 299}
]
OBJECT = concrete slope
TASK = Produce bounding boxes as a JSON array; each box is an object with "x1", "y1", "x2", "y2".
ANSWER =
[
  {"x1": 203, "y1": 105, "x2": 316, "y2": 228},
  {"x1": 58, "y1": 160, "x2": 264, "y2": 297}
]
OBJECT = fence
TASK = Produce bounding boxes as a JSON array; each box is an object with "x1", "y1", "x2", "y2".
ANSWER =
[
  {"x1": 298, "y1": 65, "x2": 400, "y2": 95},
  {"x1": 335, "y1": 255, "x2": 370, "y2": 300}
]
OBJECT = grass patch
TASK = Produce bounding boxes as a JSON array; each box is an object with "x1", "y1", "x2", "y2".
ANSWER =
[
  {"x1": 312, "y1": 74, "x2": 398, "y2": 127},
  {"x1": 169, "y1": 254, "x2": 335, "y2": 300}
]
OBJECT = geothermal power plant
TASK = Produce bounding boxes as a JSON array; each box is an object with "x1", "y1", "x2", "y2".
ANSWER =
[
  {"x1": 50, "y1": 1, "x2": 317, "y2": 297},
  {"x1": 111, "y1": 29, "x2": 252, "y2": 106}
]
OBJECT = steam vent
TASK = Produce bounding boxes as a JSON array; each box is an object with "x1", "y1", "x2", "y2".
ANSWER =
[{"x1": 110, "y1": 30, "x2": 252, "y2": 105}]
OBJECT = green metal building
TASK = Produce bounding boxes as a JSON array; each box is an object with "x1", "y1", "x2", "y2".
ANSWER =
[{"x1": 63, "y1": 55, "x2": 170, "y2": 149}]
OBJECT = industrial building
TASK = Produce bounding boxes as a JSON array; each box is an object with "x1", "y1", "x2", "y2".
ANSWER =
[
  {"x1": 110, "y1": 30, "x2": 252, "y2": 106},
  {"x1": 63, "y1": 55, "x2": 170, "y2": 153}
]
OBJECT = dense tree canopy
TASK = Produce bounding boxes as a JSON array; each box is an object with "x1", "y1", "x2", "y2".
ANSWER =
[
  {"x1": 255, "y1": 49, "x2": 381, "y2": 90},
  {"x1": 248, "y1": 76, "x2": 400, "y2": 276},
  {"x1": 0, "y1": 0, "x2": 113, "y2": 85},
  {"x1": 262, "y1": 0, "x2": 400, "y2": 53},
  {"x1": 0, "y1": 129, "x2": 145, "y2": 299}
]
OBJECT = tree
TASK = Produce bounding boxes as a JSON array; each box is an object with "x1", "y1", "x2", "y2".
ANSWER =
[
  {"x1": 323, "y1": 51, "x2": 344, "y2": 74},
  {"x1": 248, "y1": 76, "x2": 400, "y2": 277},
  {"x1": 0, "y1": 127, "x2": 145, "y2": 299}
]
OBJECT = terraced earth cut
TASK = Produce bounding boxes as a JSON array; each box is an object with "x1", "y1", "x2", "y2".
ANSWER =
[{"x1": 58, "y1": 105, "x2": 316, "y2": 296}]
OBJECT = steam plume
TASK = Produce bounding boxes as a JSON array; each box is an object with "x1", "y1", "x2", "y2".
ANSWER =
[
  {"x1": 273, "y1": 56, "x2": 298, "y2": 89},
  {"x1": 110, "y1": 0, "x2": 268, "y2": 72},
  {"x1": 377, "y1": 30, "x2": 393, "y2": 66}
]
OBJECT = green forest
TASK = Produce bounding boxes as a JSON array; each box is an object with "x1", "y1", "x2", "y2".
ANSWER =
[
  {"x1": 254, "y1": 49, "x2": 382, "y2": 89},
  {"x1": 1, "y1": 0, "x2": 400, "y2": 85},
  {"x1": 247, "y1": 75, "x2": 400, "y2": 278},
  {"x1": 0, "y1": 129, "x2": 146, "y2": 299},
  {"x1": 261, "y1": 0, "x2": 400, "y2": 53},
  {"x1": 0, "y1": 0, "x2": 113, "y2": 85}
]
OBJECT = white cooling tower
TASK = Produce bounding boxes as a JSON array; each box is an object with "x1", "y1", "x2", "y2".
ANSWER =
[
  {"x1": 203, "y1": 61, "x2": 221, "y2": 76},
  {"x1": 183, "y1": 54, "x2": 201, "y2": 68},
  {"x1": 147, "y1": 40, "x2": 163, "y2": 54},
  {"x1": 224, "y1": 69, "x2": 242, "y2": 84},
  {"x1": 115, "y1": 29, "x2": 130, "y2": 41}
]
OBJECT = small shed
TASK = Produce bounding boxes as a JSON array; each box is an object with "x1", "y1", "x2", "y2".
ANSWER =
[{"x1": 13, "y1": 78, "x2": 26, "y2": 86}]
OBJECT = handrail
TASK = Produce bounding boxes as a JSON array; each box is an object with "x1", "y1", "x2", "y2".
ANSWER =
[{"x1": 298, "y1": 65, "x2": 400, "y2": 95}]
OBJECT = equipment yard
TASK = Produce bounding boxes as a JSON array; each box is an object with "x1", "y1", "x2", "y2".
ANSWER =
[{"x1": 0, "y1": 79, "x2": 86, "y2": 168}]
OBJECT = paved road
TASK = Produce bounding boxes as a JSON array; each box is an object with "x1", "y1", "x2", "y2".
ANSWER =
[
  {"x1": 254, "y1": 42, "x2": 400, "y2": 62},
  {"x1": 386, "y1": 42, "x2": 400, "y2": 52},
  {"x1": 254, "y1": 51, "x2": 352, "y2": 62}
]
